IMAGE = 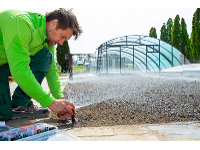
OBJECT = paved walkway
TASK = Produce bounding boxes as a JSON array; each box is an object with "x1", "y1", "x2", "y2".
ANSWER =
[
  {"x1": 66, "y1": 123, "x2": 200, "y2": 141},
  {"x1": 5, "y1": 72, "x2": 200, "y2": 141}
]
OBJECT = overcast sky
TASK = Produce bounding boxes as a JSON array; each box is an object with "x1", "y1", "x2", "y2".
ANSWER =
[{"x1": 0, "y1": 1, "x2": 198, "y2": 54}]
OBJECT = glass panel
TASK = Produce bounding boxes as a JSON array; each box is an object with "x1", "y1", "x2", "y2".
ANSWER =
[
  {"x1": 95, "y1": 35, "x2": 190, "y2": 73},
  {"x1": 108, "y1": 48, "x2": 120, "y2": 74}
]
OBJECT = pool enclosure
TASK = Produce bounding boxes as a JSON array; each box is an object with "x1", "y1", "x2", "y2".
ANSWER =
[{"x1": 91, "y1": 35, "x2": 190, "y2": 74}]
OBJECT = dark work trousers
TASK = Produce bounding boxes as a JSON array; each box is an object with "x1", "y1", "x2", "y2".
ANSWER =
[{"x1": 0, "y1": 47, "x2": 52, "y2": 121}]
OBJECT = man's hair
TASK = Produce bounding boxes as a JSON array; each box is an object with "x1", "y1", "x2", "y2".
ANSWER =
[{"x1": 45, "y1": 8, "x2": 83, "y2": 40}]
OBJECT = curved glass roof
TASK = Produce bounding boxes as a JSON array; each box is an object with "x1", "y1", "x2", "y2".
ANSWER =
[{"x1": 95, "y1": 35, "x2": 190, "y2": 72}]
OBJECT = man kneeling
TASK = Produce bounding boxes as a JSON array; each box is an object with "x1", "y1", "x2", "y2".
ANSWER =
[{"x1": 0, "y1": 8, "x2": 82, "y2": 121}]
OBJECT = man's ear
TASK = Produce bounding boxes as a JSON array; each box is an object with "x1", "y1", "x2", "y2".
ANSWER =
[{"x1": 50, "y1": 19, "x2": 58, "y2": 28}]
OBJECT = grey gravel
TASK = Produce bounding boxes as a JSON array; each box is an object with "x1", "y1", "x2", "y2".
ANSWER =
[{"x1": 62, "y1": 74, "x2": 200, "y2": 127}]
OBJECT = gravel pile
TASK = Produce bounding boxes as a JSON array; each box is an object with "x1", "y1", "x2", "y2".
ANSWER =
[{"x1": 45, "y1": 74, "x2": 200, "y2": 128}]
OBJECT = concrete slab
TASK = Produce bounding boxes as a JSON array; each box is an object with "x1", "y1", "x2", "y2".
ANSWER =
[
  {"x1": 67, "y1": 123, "x2": 200, "y2": 141},
  {"x1": 147, "y1": 121, "x2": 200, "y2": 139},
  {"x1": 66, "y1": 126, "x2": 114, "y2": 137},
  {"x1": 112, "y1": 125, "x2": 148, "y2": 135},
  {"x1": 67, "y1": 125, "x2": 161, "y2": 141},
  {"x1": 77, "y1": 133, "x2": 160, "y2": 141}
]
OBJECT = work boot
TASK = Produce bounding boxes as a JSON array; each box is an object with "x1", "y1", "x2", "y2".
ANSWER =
[{"x1": 11, "y1": 105, "x2": 50, "y2": 119}]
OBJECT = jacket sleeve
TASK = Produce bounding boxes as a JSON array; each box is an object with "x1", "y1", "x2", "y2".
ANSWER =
[
  {"x1": 2, "y1": 16, "x2": 55, "y2": 108},
  {"x1": 45, "y1": 45, "x2": 64, "y2": 99}
]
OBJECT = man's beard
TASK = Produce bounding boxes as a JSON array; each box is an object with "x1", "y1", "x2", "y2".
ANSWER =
[
  {"x1": 47, "y1": 39, "x2": 54, "y2": 47},
  {"x1": 46, "y1": 29, "x2": 56, "y2": 46}
]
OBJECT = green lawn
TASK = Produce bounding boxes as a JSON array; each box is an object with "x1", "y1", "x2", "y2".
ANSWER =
[{"x1": 57, "y1": 65, "x2": 87, "y2": 75}]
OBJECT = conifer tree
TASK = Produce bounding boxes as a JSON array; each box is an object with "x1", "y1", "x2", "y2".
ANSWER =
[
  {"x1": 180, "y1": 17, "x2": 189, "y2": 55},
  {"x1": 190, "y1": 12, "x2": 196, "y2": 59},
  {"x1": 171, "y1": 14, "x2": 181, "y2": 50},
  {"x1": 149, "y1": 27, "x2": 157, "y2": 38},
  {"x1": 56, "y1": 40, "x2": 70, "y2": 72},
  {"x1": 190, "y1": 8, "x2": 200, "y2": 61},
  {"x1": 185, "y1": 38, "x2": 192, "y2": 61},
  {"x1": 160, "y1": 23, "x2": 167, "y2": 42},
  {"x1": 166, "y1": 18, "x2": 173, "y2": 44},
  {"x1": 194, "y1": 8, "x2": 200, "y2": 59}
]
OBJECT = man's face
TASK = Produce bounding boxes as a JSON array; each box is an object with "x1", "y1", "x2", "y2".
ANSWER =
[{"x1": 46, "y1": 22, "x2": 73, "y2": 46}]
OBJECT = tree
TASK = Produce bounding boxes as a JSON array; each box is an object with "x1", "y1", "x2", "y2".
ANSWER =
[
  {"x1": 190, "y1": 8, "x2": 200, "y2": 61},
  {"x1": 160, "y1": 23, "x2": 167, "y2": 42},
  {"x1": 185, "y1": 38, "x2": 192, "y2": 61},
  {"x1": 166, "y1": 18, "x2": 173, "y2": 44},
  {"x1": 149, "y1": 27, "x2": 157, "y2": 38},
  {"x1": 194, "y1": 9, "x2": 200, "y2": 59},
  {"x1": 171, "y1": 14, "x2": 181, "y2": 50},
  {"x1": 190, "y1": 11, "x2": 196, "y2": 59},
  {"x1": 180, "y1": 17, "x2": 189, "y2": 55},
  {"x1": 56, "y1": 41, "x2": 70, "y2": 72}
]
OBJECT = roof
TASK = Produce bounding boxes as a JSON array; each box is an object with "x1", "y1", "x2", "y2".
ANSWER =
[{"x1": 95, "y1": 35, "x2": 190, "y2": 72}]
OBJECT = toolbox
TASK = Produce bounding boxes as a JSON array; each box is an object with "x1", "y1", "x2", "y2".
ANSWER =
[{"x1": 0, "y1": 123, "x2": 80, "y2": 141}]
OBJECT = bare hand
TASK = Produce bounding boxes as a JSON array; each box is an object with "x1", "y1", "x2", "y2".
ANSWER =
[
  {"x1": 58, "y1": 105, "x2": 77, "y2": 121},
  {"x1": 48, "y1": 99, "x2": 75, "y2": 120}
]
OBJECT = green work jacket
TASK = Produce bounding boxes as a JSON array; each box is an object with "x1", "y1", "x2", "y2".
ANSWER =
[{"x1": 0, "y1": 9, "x2": 64, "y2": 108}]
